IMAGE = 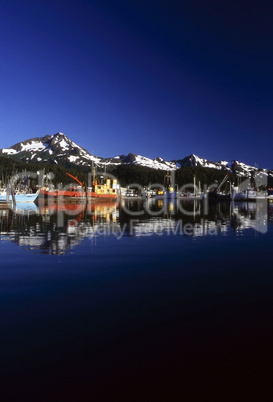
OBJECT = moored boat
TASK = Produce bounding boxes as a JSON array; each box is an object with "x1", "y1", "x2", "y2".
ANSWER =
[
  {"x1": 39, "y1": 172, "x2": 119, "y2": 200},
  {"x1": 155, "y1": 171, "x2": 177, "y2": 199},
  {"x1": 0, "y1": 188, "x2": 39, "y2": 203},
  {"x1": 230, "y1": 186, "x2": 267, "y2": 201}
]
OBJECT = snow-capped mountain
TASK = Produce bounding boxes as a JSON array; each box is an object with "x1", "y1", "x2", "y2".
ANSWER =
[
  {"x1": 0, "y1": 133, "x2": 104, "y2": 166},
  {"x1": 176, "y1": 154, "x2": 226, "y2": 170},
  {"x1": 0, "y1": 132, "x2": 178, "y2": 170},
  {"x1": 0, "y1": 132, "x2": 271, "y2": 177},
  {"x1": 175, "y1": 154, "x2": 271, "y2": 178},
  {"x1": 118, "y1": 153, "x2": 177, "y2": 170}
]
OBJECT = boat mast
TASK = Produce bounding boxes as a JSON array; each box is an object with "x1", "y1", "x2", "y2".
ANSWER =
[{"x1": 92, "y1": 161, "x2": 97, "y2": 186}]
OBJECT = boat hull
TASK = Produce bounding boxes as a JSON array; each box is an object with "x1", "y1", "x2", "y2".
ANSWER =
[
  {"x1": 0, "y1": 193, "x2": 39, "y2": 203},
  {"x1": 208, "y1": 192, "x2": 230, "y2": 200},
  {"x1": 231, "y1": 190, "x2": 267, "y2": 201},
  {"x1": 39, "y1": 189, "x2": 118, "y2": 200}
]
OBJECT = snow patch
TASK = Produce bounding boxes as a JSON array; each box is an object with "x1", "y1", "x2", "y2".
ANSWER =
[
  {"x1": 219, "y1": 161, "x2": 232, "y2": 170},
  {"x1": 190, "y1": 155, "x2": 224, "y2": 170},
  {"x1": 21, "y1": 141, "x2": 46, "y2": 152},
  {"x1": 59, "y1": 139, "x2": 70, "y2": 150},
  {"x1": 1, "y1": 148, "x2": 18, "y2": 155},
  {"x1": 68, "y1": 155, "x2": 79, "y2": 163},
  {"x1": 133, "y1": 154, "x2": 177, "y2": 170}
]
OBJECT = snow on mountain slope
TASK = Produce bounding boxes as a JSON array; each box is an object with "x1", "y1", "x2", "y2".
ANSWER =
[
  {"x1": 231, "y1": 160, "x2": 259, "y2": 177},
  {"x1": 176, "y1": 154, "x2": 228, "y2": 170},
  {"x1": 0, "y1": 133, "x2": 101, "y2": 166},
  {"x1": 0, "y1": 134, "x2": 178, "y2": 170},
  {"x1": 0, "y1": 133, "x2": 271, "y2": 177},
  {"x1": 117, "y1": 153, "x2": 177, "y2": 170}
]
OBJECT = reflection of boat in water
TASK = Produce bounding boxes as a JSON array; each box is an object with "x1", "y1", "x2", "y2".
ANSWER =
[
  {"x1": 0, "y1": 195, "x2": 270, "y2": 255},
  {"x1": 230, "y1": 200, "x2": 267, "y2": 232},
  {"x1": 38, "y1": 200, "x2": 119, "y2": 218},
  {"x1": 39, "y1": 172, "x2": 119, "y2": 200},
  {"x1": 13, "y1": 202, "x2": 39, "y2": 214},
  {"x1": 0, "y1": 200, "x2": 120, "y2": 255}
]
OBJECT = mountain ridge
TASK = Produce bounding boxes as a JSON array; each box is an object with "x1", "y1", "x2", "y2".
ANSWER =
[{"x1": 0, "y1": 132, "x2": 271, "y2": 178}]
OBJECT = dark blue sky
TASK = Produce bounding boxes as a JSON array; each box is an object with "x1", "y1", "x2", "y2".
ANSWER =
[{"x1": 1, "y1": 0, "x2": 272, "y2": 168}]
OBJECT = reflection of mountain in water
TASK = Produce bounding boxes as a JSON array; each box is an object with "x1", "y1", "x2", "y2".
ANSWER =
[{"x1": 0, "y1": 199, "x2": 270, "y2": 254}]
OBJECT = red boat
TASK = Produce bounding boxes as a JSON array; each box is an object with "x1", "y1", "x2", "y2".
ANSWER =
[{"x1": 39, "y1": 172, "x2": 119, "y2": 200}]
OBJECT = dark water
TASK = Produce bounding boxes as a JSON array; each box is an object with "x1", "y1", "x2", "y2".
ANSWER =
[{"x1": 1, "y1": 199, "x2": 273, "y2": 400}]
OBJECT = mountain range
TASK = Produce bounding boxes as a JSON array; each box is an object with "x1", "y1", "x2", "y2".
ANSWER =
[{"x1": 0, "y1": 132, "x2": 271, "y2": 178}]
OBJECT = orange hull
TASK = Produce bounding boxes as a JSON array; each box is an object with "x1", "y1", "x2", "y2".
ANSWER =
[{"x1": 39, "y1": 189, "x2": 118, "y2": 199}]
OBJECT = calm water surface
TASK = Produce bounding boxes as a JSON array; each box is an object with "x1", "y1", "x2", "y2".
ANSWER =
[{"x1": 1, "y1": 199, "x2": 273, "y2": 400}]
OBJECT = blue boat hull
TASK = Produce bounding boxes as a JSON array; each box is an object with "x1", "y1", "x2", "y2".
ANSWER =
[{"x1": 0, "y1": 193, "x2": 39, "y2": 203}]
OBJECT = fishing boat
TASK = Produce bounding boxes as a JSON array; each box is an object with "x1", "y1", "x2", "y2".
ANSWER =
[
  {"x1": 0, "y1": 188, "x2": 39, "y2": 203},
  {"x1": 39, "y1": 172, "x2": 119, "y2": 200},
  {"x1": 207, "y1": 173, "x2": 230, "y2": 200},
  {"x1": 155, "y1": 171, "x2": 177, "y2": 199},
  {"x1": 230, "y1": 187, "x2": 267, "y2": 201}
]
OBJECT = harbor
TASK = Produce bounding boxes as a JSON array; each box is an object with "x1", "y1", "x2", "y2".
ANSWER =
[{"x1": 1, "y1": 194, "x2": 273, "y2": 400}]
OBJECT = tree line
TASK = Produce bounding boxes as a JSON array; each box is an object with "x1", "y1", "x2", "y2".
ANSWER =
[{"x1": 0, "y1": 155, "x2": 272, "y2": 190}]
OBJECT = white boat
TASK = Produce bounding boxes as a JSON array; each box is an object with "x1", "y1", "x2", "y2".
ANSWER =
[{"x1": 231, "y1": 186, "x2": 267, "y2": 201}]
